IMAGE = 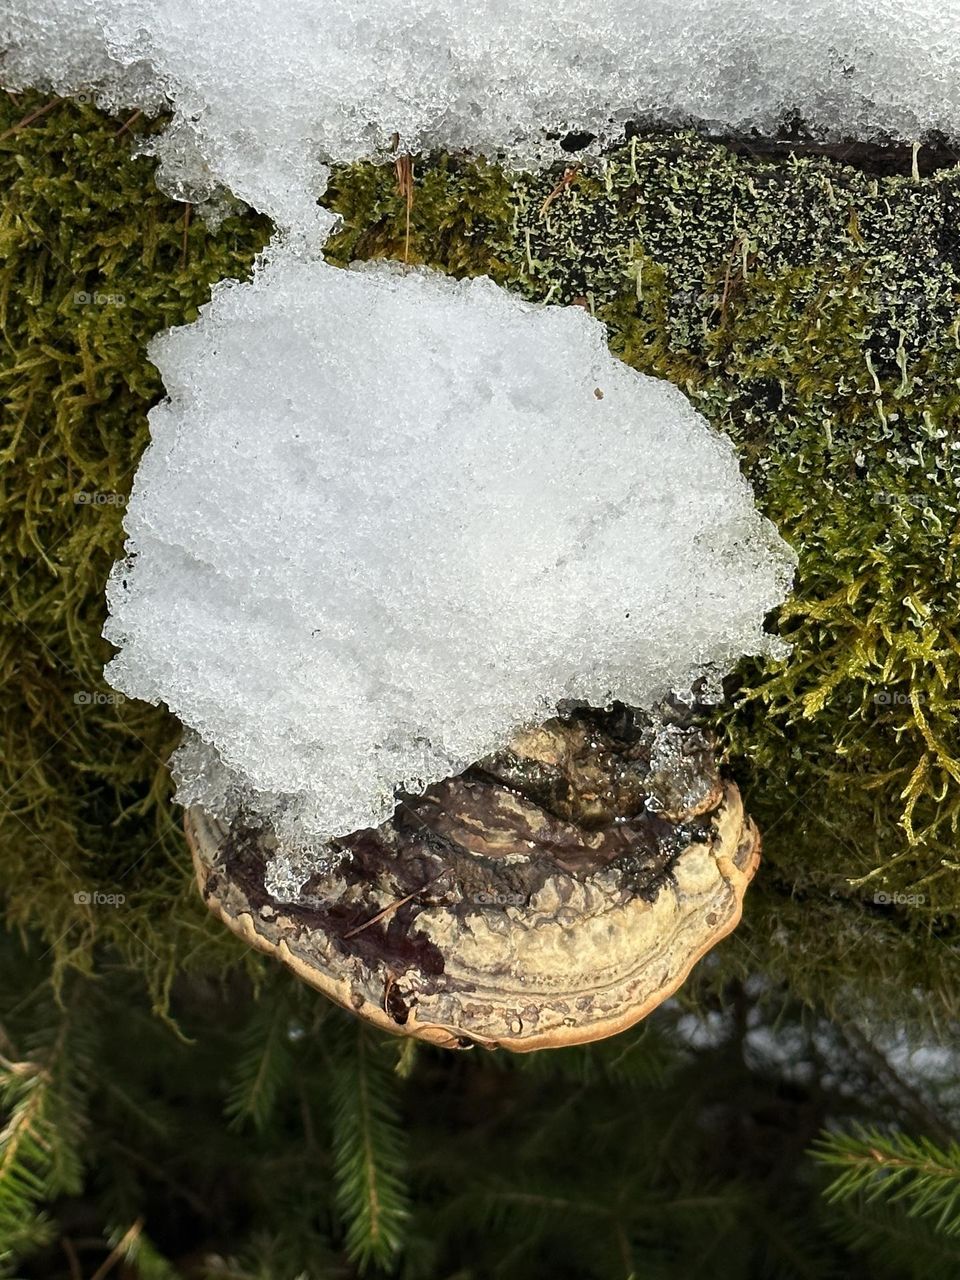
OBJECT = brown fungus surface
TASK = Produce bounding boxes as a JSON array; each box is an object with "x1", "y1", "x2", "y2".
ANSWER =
[{"x1": 185, "y1": 706, "x2": 760, "y2": 1050}]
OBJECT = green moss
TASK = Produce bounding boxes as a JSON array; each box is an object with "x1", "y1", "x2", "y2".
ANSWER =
[
  {"x1": 325, "y1": 153, "x2": 515, "y2": 278},
  {"x1": 0, "y1": 92, "x2": 272, "y2": 1003},
  {"x1": 326, "y1": 134, "x2": 960, "y2": 1019},
  {"x1": 3, "y1": 92, "x2": 960, "y2": 1022}
]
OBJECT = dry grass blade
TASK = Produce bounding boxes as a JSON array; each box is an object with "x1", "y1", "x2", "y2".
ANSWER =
[{"x1": 394, "y1": 153, "x2": 415, "y2": 262}]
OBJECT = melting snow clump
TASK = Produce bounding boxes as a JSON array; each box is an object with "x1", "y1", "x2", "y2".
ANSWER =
[
  {"x1": 102, "y1": 247, "x2": 795, "y2": 858},
  {"x1": 3, "y1": 1, "x2": 960, "y2": 234}
]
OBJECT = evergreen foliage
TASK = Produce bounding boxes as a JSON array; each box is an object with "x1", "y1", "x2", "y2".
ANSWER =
[
  {"x1": 822, "y1": 1197, "x2": 960, "y2": 1280},
  {"x1": 329, "y1": 1024, "x2": 410, "y2": 1272},
  {"x1": 814, "y1": 1125, "x2": 960, "y2": 1234},
  {"x1": 2, "y1": 89, "x2": 960, "y2": 1277}
]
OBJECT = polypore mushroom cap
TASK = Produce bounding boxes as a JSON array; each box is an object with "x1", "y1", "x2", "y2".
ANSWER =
[{"x1": 186, "y1": 706, "x2": 760, "y2": 1050}]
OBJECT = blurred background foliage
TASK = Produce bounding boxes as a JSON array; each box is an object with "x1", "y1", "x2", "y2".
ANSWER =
[{"x1": 2, "y1": 89, "x2": 960, "y2": 1277}]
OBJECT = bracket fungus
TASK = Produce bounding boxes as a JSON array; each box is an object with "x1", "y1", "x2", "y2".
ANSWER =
[{"x1": 186, "y1": 705, "x2": 760, "y2": 1050}]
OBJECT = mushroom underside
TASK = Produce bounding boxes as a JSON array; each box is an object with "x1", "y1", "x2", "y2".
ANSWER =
[{"x1": 186, "y1": 705, "x2": 761, "y2": 1050}]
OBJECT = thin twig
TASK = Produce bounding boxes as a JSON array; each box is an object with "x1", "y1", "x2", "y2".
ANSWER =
[
  {"x1": 345, "y1": 870, "x2": 447, "y2": 938},
  {"x1": 114, "y1": 109, "x2": 143, "y2": 139},
  {"x1": 60, "y1": 1237, "x2": 82, "y2": 1280},
  {"x1": 0, "y1": 99, "x2": 59, "y2": 143},
  {"x1": 180, "y1": 203, "x2": 192, "y2": 270},
  {"x1": 88, "y1": 1218, "x2": 143, "y2": 1280},
  {"x1": 539, "y1": 167, "x2": 578, "y2": 218},
  {"x1": 718, "y1": 234, "x2": 747, "y2": 324},
  {"x1": 394, "y1": 153, "x2": 415, "y2": 263}
]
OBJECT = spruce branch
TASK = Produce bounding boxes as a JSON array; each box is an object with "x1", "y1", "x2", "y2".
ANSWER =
[
  {"x1": 99, "y1": 1219, "x2": 178, "y2": 1280},
  {"x1": 813, "y1": 1126, "x2": 960, "y2": 1236},
  {"x1": 0, "y1": 1061, "x2": 54, "y2": 1264},
  {"x1": 825, "y1": 1197, "x2": 960, "y2": 1280},
  {"x1": 225, "y1": 993, "x2": 293, "y2": 1132},
  {"x1": 0, "y1": 1012, "x2": 90, "y2": 1270},
  {"x1": 329, "y1": 1024, "x2": 410, "y2": 1273}
]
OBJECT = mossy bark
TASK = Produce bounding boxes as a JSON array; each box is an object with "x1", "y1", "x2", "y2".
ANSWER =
[{"x1": 2, "y1": 91, "x2": 959, "y2": 1025}]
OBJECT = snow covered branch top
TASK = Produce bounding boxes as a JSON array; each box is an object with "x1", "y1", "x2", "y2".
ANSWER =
[{"x1": 4, "y1": 1, "x2": 960, "y2": 235}]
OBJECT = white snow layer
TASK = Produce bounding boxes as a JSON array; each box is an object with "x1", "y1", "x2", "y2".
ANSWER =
[
  {"x1": 3, "y1": 1, "x2": 960, "y2": 235},
  {"x1": 102, "y1": 250, "x2": 795, "y2": 845},
  {"x1": 7, "y1": 0, "x2": 802, "y2": 848}
]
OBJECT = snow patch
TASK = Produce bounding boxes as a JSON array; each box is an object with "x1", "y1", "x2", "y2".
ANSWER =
[
  {"x1": 3, "y1": 1, "x2": 959, "y2": 235},
  {"x1": 102, "y1": 249, "x2": 795, "y2": 846}
]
